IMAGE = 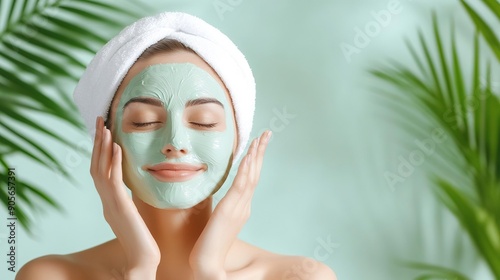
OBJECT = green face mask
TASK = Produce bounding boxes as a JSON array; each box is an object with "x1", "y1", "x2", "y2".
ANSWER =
[{"x1": 113, "y1": 63, "x2": 235, "y2": 209}]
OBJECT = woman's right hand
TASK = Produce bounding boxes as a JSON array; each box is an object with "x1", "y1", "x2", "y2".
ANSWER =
[{"x1": 91, "y1": 116, "x2": 160, "y2": 280}]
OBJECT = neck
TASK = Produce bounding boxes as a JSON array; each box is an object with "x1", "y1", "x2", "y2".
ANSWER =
[{"x1": 132, "y1": 195, "x2": 213, "y2": 277}]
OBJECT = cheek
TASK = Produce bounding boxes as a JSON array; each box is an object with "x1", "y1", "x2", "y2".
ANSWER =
[
  {"x1": 189, "y1": 131, "x2": 234, "y2": 169},
  {"x1": 118, "y1": 130, "x2": 165, "y2": 165}
]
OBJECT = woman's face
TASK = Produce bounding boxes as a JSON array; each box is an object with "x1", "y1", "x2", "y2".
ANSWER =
[{"x1": 109, "y1": 50, "x2": 237, "y2": 209}]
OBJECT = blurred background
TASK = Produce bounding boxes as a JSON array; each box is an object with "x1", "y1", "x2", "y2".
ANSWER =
[{"x1": 1, "y1": 0, "x2": 499, "y2": 279}]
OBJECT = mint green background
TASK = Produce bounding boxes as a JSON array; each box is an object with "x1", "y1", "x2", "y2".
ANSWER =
[{"x1": 0, "y1": 0, "x2": 494, "y2": 279}]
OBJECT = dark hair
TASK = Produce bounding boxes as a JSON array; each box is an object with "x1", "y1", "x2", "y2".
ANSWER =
[{"x1": 104, "y1": 38, "x2": 194, "y2": 128}]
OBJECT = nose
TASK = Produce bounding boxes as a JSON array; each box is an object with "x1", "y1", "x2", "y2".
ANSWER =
[
  {"x1": 161, "y1": 110, "x2": 190, "y2": 159},
  {"x1": 161, "y1": 144, "x2": 188, "y2": 159}
]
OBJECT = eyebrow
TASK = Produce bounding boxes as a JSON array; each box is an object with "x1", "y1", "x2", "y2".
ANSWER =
[
  {"x1": 185, "y1": 97, "x2": 224, "y2": 108},
  {"x1": 122, "y1": 97, "x2": 224, "y2": 109},
  {"x1": 123, "y1": 97, "x2": 163, "y2": 109}
]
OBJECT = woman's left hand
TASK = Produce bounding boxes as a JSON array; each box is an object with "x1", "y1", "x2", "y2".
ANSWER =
[{"x1": 189, "y1": 130, "x2": 272, "y2": 280}]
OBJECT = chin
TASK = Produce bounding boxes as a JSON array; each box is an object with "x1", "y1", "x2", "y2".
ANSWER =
[{"x1": 143, "y1": 194, "x2": 211, "y2": 209}]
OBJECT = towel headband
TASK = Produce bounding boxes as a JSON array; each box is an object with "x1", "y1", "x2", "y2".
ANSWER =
[{"x1": 73, "y1": 12, "x2": 256, "y2": 163}]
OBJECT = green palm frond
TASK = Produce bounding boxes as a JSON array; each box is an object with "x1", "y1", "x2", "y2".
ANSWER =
[
  {"x1": 370, "y1": 0, "x2": 500, "y2": 278},
  {"x1": 460, "y1": 0, "x2": 500, "y2": 61},
  {"x1": 0, "y1": 0, "x2": 143, "y2": 233},
  {"x1": 405, "y1": 262, "x2": 470, "y2": 280}
]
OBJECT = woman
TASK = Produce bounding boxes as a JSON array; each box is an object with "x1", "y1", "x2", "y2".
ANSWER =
[{"x1": 17, "y1": 12, "x2": 336, "y2": 280}]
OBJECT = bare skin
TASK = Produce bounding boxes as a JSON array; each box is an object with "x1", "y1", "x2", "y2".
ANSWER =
[{"x1": 16, "y1": 51, "x2": 337, "y2": 280}]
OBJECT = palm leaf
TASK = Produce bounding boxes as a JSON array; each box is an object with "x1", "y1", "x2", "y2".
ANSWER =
[
  {"x1": 406, "y1": 262, "x2": 470, "y2": 280},
  {"x1": 371, "y1": 1, "x2": 500, "y2": 278},
  {"x1": 0, "y1": 0, "x2": 142, "y2": 232},
  {"x1": 435, "y1": 179, "x2": 500, "y2": 276},
  {"x1": 460, "y1": 0, "x2": 500, "y2": 62}
]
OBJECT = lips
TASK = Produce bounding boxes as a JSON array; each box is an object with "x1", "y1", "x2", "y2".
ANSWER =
[{"x1": 144, "y1": 162, "x2": 206, "y2": 182}]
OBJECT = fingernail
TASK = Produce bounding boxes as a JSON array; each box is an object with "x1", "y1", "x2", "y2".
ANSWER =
[{"x1": 266, "y1": 130, "x2": 272, "y2": 141}]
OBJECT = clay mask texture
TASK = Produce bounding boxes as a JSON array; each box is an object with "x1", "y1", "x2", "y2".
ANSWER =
[{"x1": 114, "y1": 63, "x2": 235, "y2": 209}]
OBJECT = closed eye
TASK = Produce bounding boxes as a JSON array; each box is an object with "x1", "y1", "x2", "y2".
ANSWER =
[
  {"x1": 132, "y1": 121, "x2": 162, "y2": 127},
  {"x1": 190, "y1": 122, "x2": 217, "y2": 128}
]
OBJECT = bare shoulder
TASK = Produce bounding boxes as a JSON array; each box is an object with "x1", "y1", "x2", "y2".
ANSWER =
[
  {"x1": 235, "y1": 240, "x2": 337, "y2": 280},
  {"x1": 16, "y1": 239, "x2": 124, "y2": 280},
  {"x1": 261, "y1": 255, "x2": 337, "y2": 280},
  {"x1": 16, "y1": 254, "x2": 83, "y2": 280}
]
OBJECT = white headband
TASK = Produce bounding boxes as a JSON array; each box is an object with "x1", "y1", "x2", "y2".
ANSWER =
[{"x1": 73, "y1": 11, "x2": 256, "y2": 163}]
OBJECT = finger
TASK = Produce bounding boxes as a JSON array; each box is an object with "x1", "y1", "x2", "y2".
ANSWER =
[
  {"x1": 110, "y1": 143, "x2": 129, "y2": 199},
  {"x1": 252, "y1": 130, "x2": 272, "y2": 182},
  {"x1": 112, "y1": 143, "x2": 137, "y2": 211},
  {"x1": 240, "y1": 132, "x2": 271, "y2": 209},
  {"x1": 90, "y1": 116, "x2": 103, "y2": 176},
  {"x1": 110, "y1": 143, "x2": 123, "y2": 185},
  {"x1": 247, "y1": 138, "x2": 258, "y2": 182},
  {"x1": 232, "y1": 154, "x2": 251, "y2": 196},
  {"x1": 219, "y1": 154, "x2": 251, "y2": 208},
  {"x1": 99, "y1": 125, "x2": 113, "y2": 178},
  {"x1": 239, "y1": 137, "x2": 264, "y2": 200},
  {"x1": 241, "y1": 136, "x2": 268, "y2": 218},
  {"x1": 215, "y1": 138, "x2": 258, "y2": 214}
]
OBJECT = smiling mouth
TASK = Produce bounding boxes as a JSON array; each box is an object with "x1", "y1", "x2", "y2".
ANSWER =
[{"x1": 143, "y1": 162, "x2": 206, "y2": 182}]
